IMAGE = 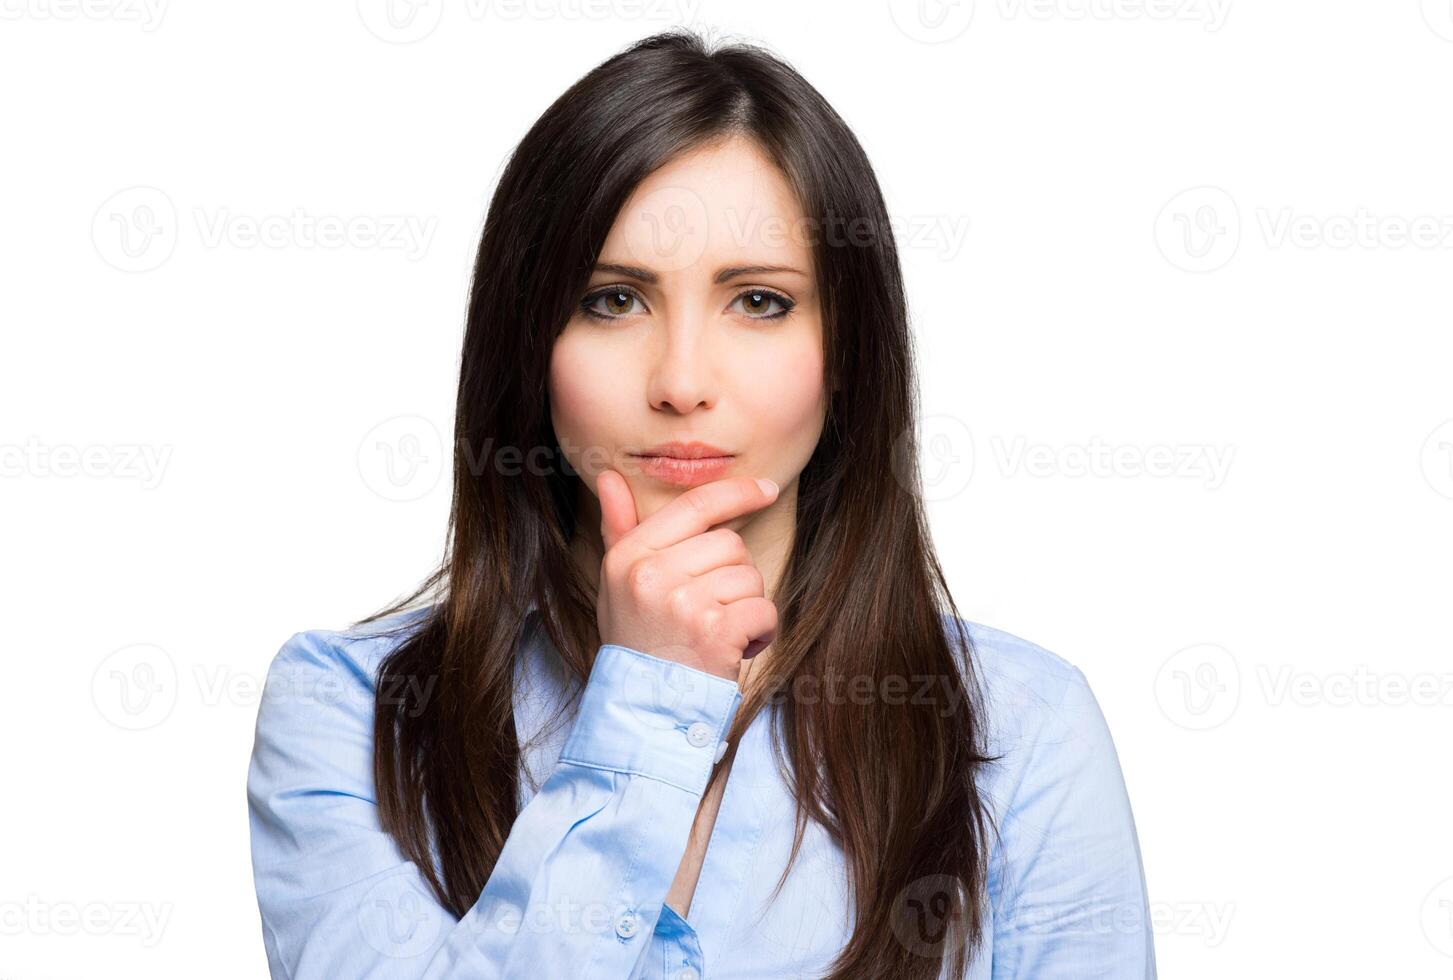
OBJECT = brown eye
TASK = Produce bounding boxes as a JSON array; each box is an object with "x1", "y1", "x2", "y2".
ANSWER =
[
  {"x1": 731, "y1": 288, "x2": 795, "y2": 320},
  {"x1": 580, "y1": 287, "x2": 645, "y2": 320}
]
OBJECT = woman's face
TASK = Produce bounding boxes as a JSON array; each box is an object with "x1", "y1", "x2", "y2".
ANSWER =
[{"x1": 549, "y1": 134, "x2": 827, "y2": 529}]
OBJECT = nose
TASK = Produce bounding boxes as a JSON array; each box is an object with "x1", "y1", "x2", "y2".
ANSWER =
[{"x1": 646, "y1": 309, "x2": 717, "y2": 414}]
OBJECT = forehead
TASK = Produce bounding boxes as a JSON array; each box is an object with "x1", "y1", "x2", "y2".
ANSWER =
[{"x1": 602, "y1": 134, "x2": 812, "y2": 275}]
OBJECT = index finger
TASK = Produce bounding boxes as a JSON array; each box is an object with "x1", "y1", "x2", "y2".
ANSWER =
[{"x1": 622, "y1": 476, "x2": 779, "y2": 553}]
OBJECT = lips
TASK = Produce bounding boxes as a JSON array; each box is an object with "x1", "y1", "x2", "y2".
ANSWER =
[
  {"x1": 631, "y1": 441, "x2": 734, "y2": 460},
  {"x1": 629, "y1": 442, "x2": 736, "y2": 488}
]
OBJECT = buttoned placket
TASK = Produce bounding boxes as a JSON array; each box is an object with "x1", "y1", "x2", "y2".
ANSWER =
[
  {"x1": 660, "y1": 700, "x2": 774, "y2": 977},
  {"x1": 608, "y1": 703, "x2": 752, "y2": 976}
]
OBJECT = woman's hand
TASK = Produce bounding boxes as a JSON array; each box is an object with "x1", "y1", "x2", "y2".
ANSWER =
[{"x1": 595, "y1": 470, "x2": 780, "y2": 682}]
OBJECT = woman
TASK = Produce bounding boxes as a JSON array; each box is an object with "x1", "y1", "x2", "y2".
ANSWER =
[{"x1": 247, "y1": 28, "x2": 1156, "y2": 979}]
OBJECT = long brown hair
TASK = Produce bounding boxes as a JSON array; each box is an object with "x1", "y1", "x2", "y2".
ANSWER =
[{"x1": 355, "y1": 27, "x2": 998, "y2": 978}]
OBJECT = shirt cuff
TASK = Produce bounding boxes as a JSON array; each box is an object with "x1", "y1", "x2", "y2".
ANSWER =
[{"x1": 559, "y1": 643, "x2": 743, "y2": 794}]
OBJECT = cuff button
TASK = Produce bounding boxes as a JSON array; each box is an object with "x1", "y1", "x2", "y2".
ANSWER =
[{"x1": 685, "y1": 721, "x2": 713, "y2": 747}]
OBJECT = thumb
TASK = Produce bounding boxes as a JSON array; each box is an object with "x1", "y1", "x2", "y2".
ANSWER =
[{"x1": 596, "y1": 468, "x2": 639, "y2": 553}]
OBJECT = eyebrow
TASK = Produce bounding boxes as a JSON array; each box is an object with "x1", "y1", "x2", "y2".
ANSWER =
[{"x1": 592, "y1": 262, "x2": 808, "y2": 285}]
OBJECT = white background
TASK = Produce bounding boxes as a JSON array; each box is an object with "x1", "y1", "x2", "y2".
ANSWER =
[{"x1": 3, "y1": 1, "x2": 1451, "y2": 977}]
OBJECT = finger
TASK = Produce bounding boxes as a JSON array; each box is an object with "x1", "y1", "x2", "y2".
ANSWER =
[
  {"x1": 597, "y1": 468, "x2": 640, "y2": 553},
  {"x1": 722, "y1": 595, "x2": 778, "y2": 656},
  {"x1": 674, "y1": 563, "x2": 766, "y2": 608},
  {"x1": 627, "y1": 476, "x2": 779, "y2": 553},
  {"x1": 651, "y1": 527, "x2": 756, "y2": 579}
]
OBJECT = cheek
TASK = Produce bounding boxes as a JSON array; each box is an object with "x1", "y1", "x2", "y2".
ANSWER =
[
  {"x1": 734, "y1": 334, "x2": 826, "y2": 457},
  {"x1": 549, "y1": 333, "x2": 624, "y2": 448}
]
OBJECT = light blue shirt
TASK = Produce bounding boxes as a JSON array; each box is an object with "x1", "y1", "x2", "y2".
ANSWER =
[{"x1": 247, "y1": 605, "x2": 1155, "y2": 978}]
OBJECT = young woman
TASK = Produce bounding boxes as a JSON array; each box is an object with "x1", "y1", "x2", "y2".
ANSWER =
[{"x1": 247, "y1": 28, "x2": 1156, "y2": 980}]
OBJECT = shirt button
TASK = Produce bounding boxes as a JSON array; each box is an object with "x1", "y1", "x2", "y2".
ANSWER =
[
  {"x1": 685, "y1": 722, "x2": 713, "y2": 747},
  {"x1": 615, "y1": 911, "x2": 639, "y2": 940},
  {"x1": 712, "y1": 739, "x2": 729, "y2": 764},
  {"x1": 676, "y1": 968, "x2": 700, "y2": 980}
]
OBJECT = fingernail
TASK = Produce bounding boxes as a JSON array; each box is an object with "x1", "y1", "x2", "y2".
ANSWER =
[{"x1": 756, "y1": 478, "x2": 778, "y2": 496}]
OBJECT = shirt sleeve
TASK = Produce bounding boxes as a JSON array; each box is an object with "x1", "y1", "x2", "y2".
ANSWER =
[
  {"x1": 987, "y1": 665, "x2": 1158, "y2": 979},
  {"x1": 246, "y1": 629, "x2": 741, "y2": 979}
]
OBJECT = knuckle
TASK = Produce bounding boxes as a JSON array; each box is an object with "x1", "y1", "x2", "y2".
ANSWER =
[
  {"x1": 625, "y1": 559, "x2": 659, "y2": 597},
  {"x1": 723, "y1": 530, "x2": 748, "y2": 559},
  {"x1": 665, "y1": 585, "x2": 694, "y2": 619},
  {"x1": 708, "y1": 527, "x2": 747, "y2": 561},
  {"x1": 696, "y1": 605, "x2": 726, "y2": 639}
]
